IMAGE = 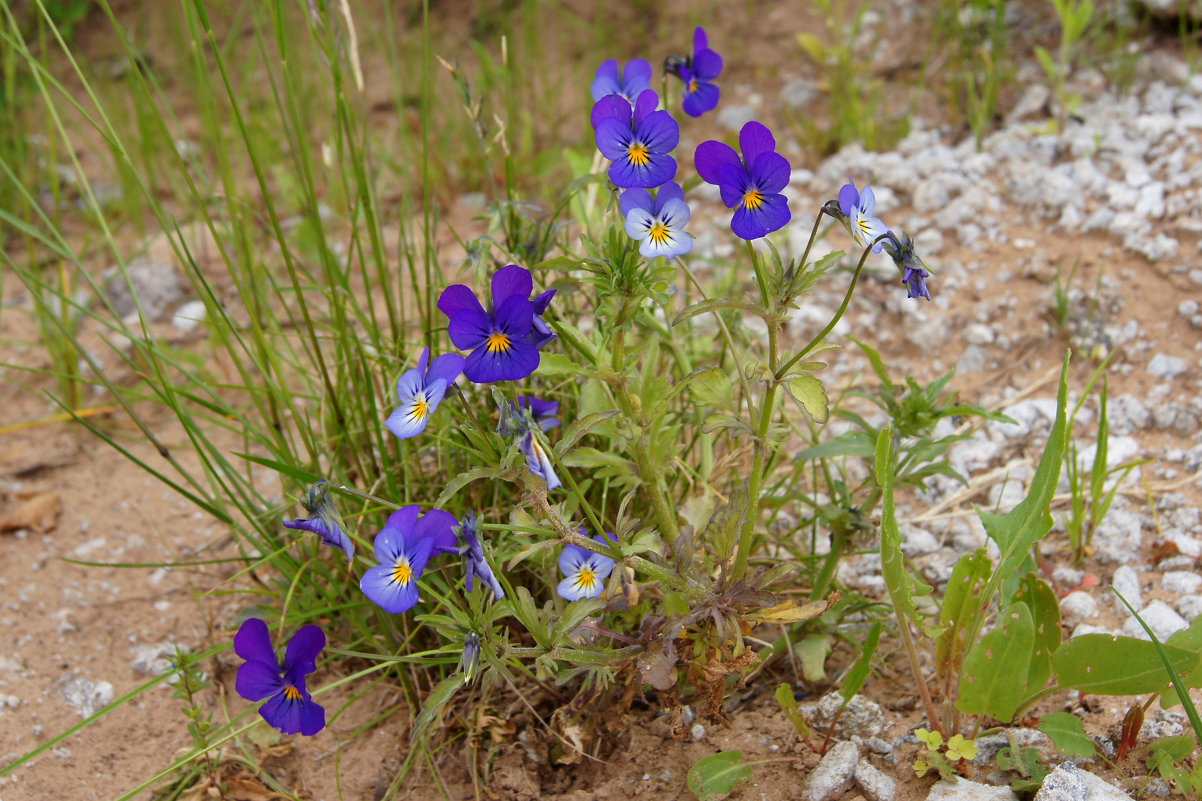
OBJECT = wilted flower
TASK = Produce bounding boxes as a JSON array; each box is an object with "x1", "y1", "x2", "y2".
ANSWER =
[
  {"x1": 838, "y1": 176, "x2": 889, "y2": 253},
  {"x1": 385, "y1": 347, "x2": 465, "y2": 440},
  {"x1": 621, "y1": 182, "x2": 693, "y2": 259},
  {"x1": 519, "y1": 430, "x2": 561, "y2": 492},
  {"x1": 459, "y1": 511, "x2": 504, "y2": 600},
  {"x1": 882, "y1": 231, "x2": 932, "y2": 301},
  {"x1": 283, "y1": 480, "x2": 354, "y2": 563},
  {"x1": 670, "y1": 27, "x2": 723, "y2": 118},
  {"x1": 438, "y1": 265, "x2": 554, "y2": 383},
  {"x1": 360, "y1": 506, "x2": 458, "y2": 614},
  {"x1": 590, "y1": 58, "x2": 652, "y2": 104},
  {"x1": 593, "y1": 89, "x2": 679, "y2": 189},
  {"x1": 695, "y1": 121, "x2": 791, "y2": 240},
  {"x1": 557, "y1": 531, "x2": 618, "y2": 601},
  {"x1": 234, "y1": 618, "x2": 325, "y2": 736},
  {"x1": 458, "y1": 632, "x2": 482, "y2": 681}
]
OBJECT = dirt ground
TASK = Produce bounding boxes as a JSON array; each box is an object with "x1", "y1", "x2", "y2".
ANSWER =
[{"x1": 2, "y1": 1, "x2": 1202, "y2": 800}]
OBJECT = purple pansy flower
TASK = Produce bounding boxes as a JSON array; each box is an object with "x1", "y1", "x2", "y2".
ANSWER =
[
  {"x1": 517, "y1": 396, "x2": 560, "y2": 431},
  {"x1": 694, "y1": 121, "x2": 791, "y2": 240},
  {"x1": 621, "y1": 182, "x2": 692, "y2": 259},
  {"x1": 590, "y1": 58, "x2": 652, "y2": 104},
  {"x1": 528, "y1": 289, "x2": 557, "y2": 349},
  {"x1": 838, "y1": 176, "x2": 889, "y2": 253},
  {"x1": 672, "y1": 28, "x2": 723, "y2": 118},
  {"x1": 593, "y1": 89, "x2": 679, "y2": 190},
  {"x1": 360, "y1": 506, "x2": 458, "y2": 614},
  {"x1": 437, "y1": 265, "x2": 553, "y2": 383},
  {"x1": 385, "y1": 347, "x2": 465, "y2": 440},
  {"x1": 557, "y1": 532, "x2": 618, "y2": 601},
  {"x1": 519, "y1": 429, "x2": 561, "y2": 492},
  {"x1": 283, "y1": 480, "x2": 354, "y2": 563},
  {"x1": 882, "y1": 231, "x2": 932, "y2": 301},
  {"x1": 235, "y1": 618, "x2": 326, "y2": 736},
  {"x1": 459, "y1": 511, "x2": 504, "y2": 600}
]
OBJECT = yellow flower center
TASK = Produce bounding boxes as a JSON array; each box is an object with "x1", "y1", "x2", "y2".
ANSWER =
[
  {"x1": 742, "y1": 189, "x2": 764, "y2": 211},
  {"x1": 648, "y1": 221, "x2": 671, "y2": 244},
  {"x1": 409, "y1": 396, "x2": 429, "y2": 421},
  {"x1": 283, "y1": 685, "x2": 302, "y2": 701},
  {"x1": 688, "y1": 79, "x2": 698, "y2": 93},
  {"x1": 486, "y1": 331, "x2": 511, "y2": 354},
  {"x1": 576, "y1": 566, "x2": 596, "y2": 590},
  {"x1": 627, "y1": 142, "x2": 650, "y2": 166},
  {"x1": 392, "y1": 559, "x2": 413, "y2": 586}
]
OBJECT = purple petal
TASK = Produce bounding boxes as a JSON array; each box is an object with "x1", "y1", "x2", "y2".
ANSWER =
[
  {"x1": 437, "y1": 284, "x2": 485, "y2": 320},
  {"x1": 531, "y1": 289, "x2": 555, "y2": 315},
  {"x1": 638, "y1": 110, "x2": 680, "y2": 153},
  {"x1": 259, "y1": 690, "x2": 300, "y2": 733},
  {"x1": 395, "y1": 364, "x2": 424, "y2": 403},
  {"x1": 682, "y1": 82, "x2": 720, "y2": 118},
  {"x1": 692, "y1": 48, "x2": 723, "y2": 81},
  {"x1": 620, "y1": 188, "x2": 654, "y2": 218},
  {"x1": 732, "y1": 193, "x2": 791, "y2": 240},
  {"x1": 491, "y1": 264, "x2": 533, "y2": 308},
  {"x1": 236, "y1": 659, "x2": 283, "y2": 702},
  {"x1": 558, "y1": 541, "x2": 589, "y2": 576},
  {"x1": 557, "y1": 575, "x2": 597, "y2": 601},
  {"x1": 297, "y1": 696, "x2": 326, "y2": 736},
  {"x1": 464, "y1": 338, "x2": 540, "y2": 382},
  {"x1": 374, "y1": 506, "x2": 420, "y2": 562},
  {"x1": 751, "y1": 151, "x2": 791, "y2": 194},
  {"x1": 493, "y1": 295, "x2": 534, "y2": 337},
  {"x1": 731, "y1": 205, "x2": 769, "y2": 240},
  {"x1": 446, "y1": 305, "x2": 493, "y2": 351},
  {"x1": 590, "y1": 59, "x2": 620, "y2": 101},
  {"x1": 694, "y1": 140, "x2": 741, "y2": 185},
  {"x1": 425, "y1": 352, "x2": 465, "y2": 388},
  {"x1": 385, "y1": 403, "x2": 428, "y2": 439},
  {"x1": 234, "y1": 618, "x2": 277, "y2": 666},
  {"x1": 715, "y1": 162, "x2": 750, "y2": 209},
  {"x1": 283, "y1": 625, "x2": 325, "y2": 679},
  {"x1": 414, "y1": 347, "x2": 430, "y2": 377},
  {"x1": 838, "y1": 178, "x2": 860, "y2": 217},
  {"x1": 654, "y1": 182, "x2": 685, "y2": 209},
  {"x1": 739, "y1": 121, "x2": 776, "y2": 167},
  {"x1": 590, "y1": 95, "x2": 631, "y2": 129},
  {"x1": 594, "y1": 117, "x2": 633, "y2": 161},
  {"x1": 623, "y1": 58, "x2": 652, "y2": 86},
  {"x1": 360, "y1": 564, "x2": 421, "y2": 613},
  {"x1": 659, "y1": 197, "x2": 692, "y2": 227},
  {"x1": 625, "y1": 207, "x2": 655, "y2": 239},
  {"x1": 414, "y1": 509, "x2": 459, "y2": 556},
  {"x1": 632, "y1": 89, "x2": 660, "y2": 128},
  {"x1": 614, "y1": 152, "x2": 677, "y2": 190},
  {"x1": 694, "y1": 27, "x2": 708, "y2": 52},
  {"x1": 860, "y1": 185, "x2": 877, "y2": 216}
]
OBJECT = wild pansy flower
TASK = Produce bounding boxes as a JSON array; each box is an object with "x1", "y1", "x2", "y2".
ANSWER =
[
  {"x1": 517, "y1": 396, "x2": 560, "y2": 431},
  {"x1": 519, "y1": 429, "x2": 561, "y2": 492},
  {"x1": 590, "y1": 58, "x2": 652, "y2": 104},
  {"x1": 438, "y1": 265, "x2": 554, "y2": 383},
  {"x1": 458, "y1": 632, "x2": 482, "y2": 681},
  {"x1": 593, "y1": 89, "x2": 679, "y2": 190},
  {"x1": 458, "y1": 511, "x2": 504, "y2": 600},
  {"x1": 695, "y1": 121, "x2": 791, "y2": 240},
  {"x1": 669, "y1": 28, "x2": 723, "y2": 118},
  {"x1": 234, "y1": 618, "x2": 326, "y2": 736},
  {"x1": 385, "y1": 347, "x2": 465, "y2": 440},
  {"x1": 557, "y1": 531, "x2": 618, "y2": 601},
  {"x1": 882, "y1": 231, "x2": 932, "y2": 301},
  {"x1": 360, "y1": 506, "x2": 457, "y2": 614},
  {"x1": 284, "y1": 479, "x2": 354, "y2": 563},
  {"x1": 838, "y1": 176, "x2": 889, "y2": 253},
  {"x1": 621, "y1": 182, "x2": 693, "y2": 259},
  {"x1": 528, "y1": 290, "x2": 557, "y2": 349}
]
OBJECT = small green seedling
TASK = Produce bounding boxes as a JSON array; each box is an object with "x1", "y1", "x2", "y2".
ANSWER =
[{"x1": 913, "y1": 728, "x2": 977, "y2": 779}]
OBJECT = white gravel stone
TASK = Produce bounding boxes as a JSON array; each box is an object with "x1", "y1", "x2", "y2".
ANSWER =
[
  {"x1": 1033, "y1": 760, "x2": 1133, "y2": 800},
  {"x1": 1093, "y1": 508, "x2": 1144, "y2": 563},
  {"x1": 1059, "y1": 592, "x2": 1098, "y2": 627},
  {"x1": 131, "y1": 642, "x2": 185, "y2": 676},
  {"x1": 927, "y1": 777, "x2": 1019, "y2": 801},
  {"x1": 855, "y1": 758, "x2": 896, "y2": 801},
  {"x1": 1111, "y1": 565, "x2": 1143, "y2": 611},
  {"x1": 803, "y1": 740, "x2": 860, "y2": 801},
  {"x1": 170, "y1": 300, "x2": 207, "y2": 333},
  {"x1": 1176, "y1": 595, "x2": 1202, "y2": 620},
  {"x1": 808, "y1": 692, "x2": 888, "y2": 739},
  {"x1": 1148, "y1": 353, "x2": 1188, "y2": 379},
  {"x1": 1121, "y1": 600, "x2": 1189, "y2": 641},
  {"x1": 1162, "y1": 571, "x2": 1202, "y2": 595},
  {"x1": 1180, "y1": 299, "x2": 1200, "y2": 317},
  {"x1": 59, "y1": 676, "x2": 114, "y2": 718}
]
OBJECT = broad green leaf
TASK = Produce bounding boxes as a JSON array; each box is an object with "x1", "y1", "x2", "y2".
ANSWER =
[
  {"x1": 553, "y1": 598, "x2": 606, "y2": 644},
  {"x1": 936, "y1": 549, "x2": 991, "y2": 681},
  {"x1": 876, "y1": 428, "x2": 938, "y2": 634},
  {"x1": 1037, "y1": 712, "x2": 1096, "y2": 757},
  {"x1": 688, "y1": 751, "x2": 752, "y2": 801},
  {"x1": 1052, "y1": 634, "x2": 1200, "y2": 695},
  {"x1": 537, "y1": 352, "x2": 590, "y2": 378},
  {"x1": 794, "y1": 432, "x2": 876, "y2": 462},
  {"x1": 691, "y1": 367, "x2": 735, "y2": 409},
  {"x1": 748, "y1": 598, "x2": 832, "y2": 626},
  {"x1": 784, "y1": 374, "x2": 829, "y2": 423},
  {"x1": 978, "y1": 351, "x2": 1070, "y2": 581},
  {"x1": 555, "y1": 409, "x2": 619, "y2": 455},
  {"x1": 1163, "y1": 615, "x2": 1202, "y2": 706},
  {"x1": 411, "y1": 675, "x2": 464, "y2": 742},
  {"x1": 1012, "y1": 573, "x2": 1061, "y2": 693},
  {"x1": 957, "y1": 603, "x2": 1036, "y2": 723},
  {"x1": 840, "y1": 621, "x2": 882, "y2": 702},
  {"x1": 795, "y1": 633, "x2": 832, "y2": 682},
  {"x1": 775, "y1": 683, "x2": 813, "y2": 738}
]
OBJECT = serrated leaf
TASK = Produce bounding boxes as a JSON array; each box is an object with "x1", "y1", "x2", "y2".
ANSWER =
[
  {"x1": 784, "y1": 374, "x2": 829, "y2": 423},
  {"x1": 672, "y1": 297, "x2": 767, "y2": 327},
  {"x1": 691, "y1": 367, "x2": 735, "y2": 409},
  {"x1": 687, "y1": 751, "x2": 752, "y2": 801},
  {"x1": 555, "y1": 409, "x2": 619, "y2": 455},
  {"x1": 1052, "y1": 634, "x2": 1200, "y2": 695},
  {"x1": 701, "y1": 484, "x2": 748, "y2": 563},
  {"x1": 957, "y1": 602, "x2": 1036, "y2": 723},
  {"x1": 434, "y1": 466, "x2": 502, "y2": 508},
  {"x1": 1037, "y1": 712, "x2": 1096, "y2": 757}
]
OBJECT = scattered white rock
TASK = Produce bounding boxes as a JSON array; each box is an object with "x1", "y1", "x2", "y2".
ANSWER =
[
  {"x1": 855, "y1": 757, "x2": 896, "y2": 801},
  {"x1": 131, "y1": 642, "x2": 186, "y2": 676},
  {"x1": 803, "y1": 740, "x2": 860, "y2": 801},
  {"x1": 1033, "y1": 760, "x2": 1132, "y2": 800},
  {"x1": 1176, "y1": 595, "x2": 1202, "y2": 620},
  {"x1": 1162, "y1": 571, "x2": 1202, "y2": 595},
  {"x1": 1121, "y1": 600, "x2": 1188, "y2": 641},
  {"x1": 103, "y1": 259, "x2": 188, "y2": 321},
  {"x1": 1059, "y1": 592, "x2": 1098, "y2": 627},
  {"x1": 59, "y1": 676, "x2": 114, "y2": 718},
  {"x1": 805, "y1": 692, "x2": 888, "y2": 739},
  {"x1": 927, "y1": 777, "x2": 1019, "y2": 801},
  {"x1": 1147, "y1": 353, "x2": 1188, "y2": 379},
  {"x1": 170, "y1": 300, "x2": 207, "y2": 333},
  {"x1": 1110, "y1": 565, "x2": 1142, "y2": 611}
]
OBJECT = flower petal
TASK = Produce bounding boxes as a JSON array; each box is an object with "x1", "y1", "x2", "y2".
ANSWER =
[
  {"x1": 654, "y1": 181, "x2": 685, "y2": 209},
  {"x1": 683, "y1": 82, "x2": 720, "y2": 118},
  {"x1": 625, "y1": 207, "x2": 655, "y2": 240},
  {"x1": 838, "y1": 178, "x2": 860, "y2": 217},
  {"x1": 425, "y1": 353, "x2": 465, "y2": 389},
  {"x1": 632, "y1": 89, "x2": 660, "y2": 128},
  {"x1": 236, "y1": 659, "x2": 283, "y2": 702},
  {"x1": 490, "y1": 264, "x2": 533, "y2": 309},
  {"x1": 638, "y1": 110, "x2": 680, "y2": 154},
  {"x1": 374, "y1": 506, "x2": 420, "y2": 563},
  {"x1": 623, "y1": 58, "x2": 652, "y2": 87},
  {"x1": 385, "y1": 402, "x2": 427, "y2": 439},
  {"x1": 590, "y1": 95, "x2": 631, "y2": 129},
  {"x1": 557, "y1": 540, "x2": 588, "y2": 576},
  {"x1": 751, "y1": 151, "x2": 791, "y2": 194},
  {"x1": 620, "y1": 188, "x2": 654, "y2": 219},
  {"x1": 395, "y1": 365, "x2": 424, "y2": 404},
  {"x1": 594, "y1": 117, "x2": 633, "y2": 161},
  {"x1": 283, "y1": 625, "x2": 325, "y2": 680},
  {"x1": 692, "y1": 48, "x2": 723, "y2": 81},
  {"x1": 414, "y1": 508, "x2": 459, "y2": 556},
  {"x1": 446, "y1": 305, "x2": 493, "y2": 351},
  {"x1": 234, "y1": 618, "x2": 277, "y2": 666},
  {"x1": 693, "y1": 26, "x2": 708, "y2": 52},
  {"x1": 360, "y1": 564, "x2": 420, "y2": 613},
  {"x1": 464, "y1": 338, "x2": 540, "y2": 383},
  {"x1": 589, "y1": 59, "x2": 620, "y2": 101},
  {"x1": 437, "y1": 284, "x2": 485, "y2": 320},
  {"x1": 558, "y1": 574, "x2": 595, "y2": 601},
  {"x1": 694, "y1": 140, "x2": 741, "y2": 185},
  {"x1": 297, "y1": 696, "x2": 326, "y2": 736},
  {"x1": 738, "y1": 121, "x2": 776, "y2": 168},
  {"x1": 531, "y1": 289, "x2": 555, "y2": 315}
]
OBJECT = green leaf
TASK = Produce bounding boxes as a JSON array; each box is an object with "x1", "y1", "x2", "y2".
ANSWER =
[
  {"x1": 537, "y1": 352, "x2": 591, "y2": 378},
  {"x1": 1037, "y1": 712, "x2": 1096, "y2": 757},
  {"x1": 411, "y1": 674, "x2": 464, "y2": 742},
  {"x1": 690, "y1": 367, "x2": 735, "y2": 409},
  {"x1": 1052, "y1": 634, "x2": 1200, "y2": 695},
  {"x1": 936, "y1": 549, "x2": 991, "y2": 681},
  {"x1": 783, "y1": 374, "x2": 829, "y2": 423},
  {"x1": 794, "y1": 432, "x2": 876, "y2": 462},
  {"x1": 1012, "y1": 573, "x2": 1061, "y2": 693},
  {"x1": 687, "y1": 751, "x2": 752, "y2": 801},
  {"x1": 233, "y1": 452, "x2": 322, "y2": 486},
  {"x1": 876, "y1": 428, "x2": 938, "y2": 634},
  {"x1": 840, "y1": 621, "x2": 882, "y2": 702},
  {"x1": 434, "y1": 465, "x2": 502, "y2": 508},
  {"x1": 555, "y1": 409, "x2": 619, "y2": 455},
  {"x1": 978, "y1": 351, "x2": 1070, "y2": 582},
  {"x1": 775, "y1": 684, "x2": 813, "y2": 738},
  {"x1": 957, "y1": 602, "x2": 1036, "y2": 723},
  {"x1": 795, "y1": 634, "x2": 833, "y2": 682},
  {"x1": 672, "y1": 297, "x2": 768, "y2": 327},
  {"x1": 553, "y1": 598, "x2": 606, "y2": 644},
  {"x1": 701, "y1": 484, "x2": 748, "y2": 563}
]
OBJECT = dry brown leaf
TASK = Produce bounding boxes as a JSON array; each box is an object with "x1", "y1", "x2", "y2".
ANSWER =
[{"x1": 0, "y1": 492, "x2": 61, "y2": 533}]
